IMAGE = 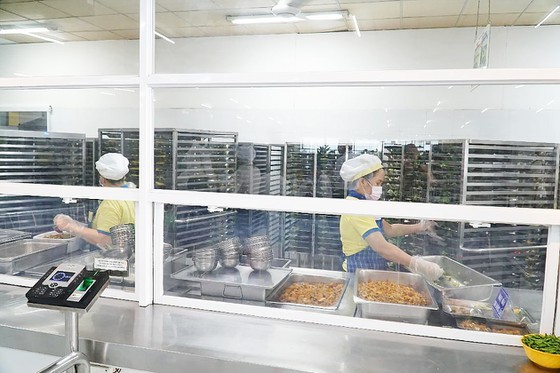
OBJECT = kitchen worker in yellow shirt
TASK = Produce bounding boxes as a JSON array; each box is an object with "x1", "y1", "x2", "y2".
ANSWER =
[
  {"x1": 339, "y1": 154, "x2": 443, "y2": 281},
  {"x1": 54, "y1": 153, "x2": 135, "y2": 250}
]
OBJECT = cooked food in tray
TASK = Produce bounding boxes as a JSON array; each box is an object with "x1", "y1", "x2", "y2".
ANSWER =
[
  {"x1": 457, "y1": 319, "x2": 527, "y2": 335},
  {"x1": 43, "y1": 233, "x2": 73, "y2": 240},
  {"x1": 433, "y1": 273, "x2": 469, "y2": 288},
  {"x1": 279, "y1": 281, "x2": 344, "y2": 307},
  {"x1": 358, "y1": 280, "x2": 429, "y2": 306}
]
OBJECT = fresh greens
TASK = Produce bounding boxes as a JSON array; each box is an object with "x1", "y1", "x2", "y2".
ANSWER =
[{"x1": 522, "y1": 334, "x2": 560, "y2": 354}]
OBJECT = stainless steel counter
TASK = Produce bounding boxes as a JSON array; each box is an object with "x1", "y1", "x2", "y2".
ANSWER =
[{"x1": 0, "y1": 283, "x2": 549, "y2": 373}]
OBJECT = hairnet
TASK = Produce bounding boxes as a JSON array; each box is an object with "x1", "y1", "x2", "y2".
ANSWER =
[
  {"x1": 339, "y1": 154, "x2": 383, "y2": 182},
  {"x1": 96, "y1": 153, "x2": 129, "y2": 180}
]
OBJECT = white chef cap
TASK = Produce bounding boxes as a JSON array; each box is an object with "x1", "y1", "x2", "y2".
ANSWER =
[
  {"x1": 339, "y1": 154, "x2": 383, "y2": 182},
  {"x1": 96, "y1": 153, "x2": 129, "y2": 180}
]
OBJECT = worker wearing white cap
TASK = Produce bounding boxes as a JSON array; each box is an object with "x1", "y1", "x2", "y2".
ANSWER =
[
  {"x1": 54, "y1": 153, "x2": 135, "y2": 249},
  {"x1": 339, "y1": 154, "x2": 444, "y2": 281}
]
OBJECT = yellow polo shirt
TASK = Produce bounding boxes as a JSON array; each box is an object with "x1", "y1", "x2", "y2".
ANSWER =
[{"x1": 91, "y1": 200, "x2": 135, "y2": 234}]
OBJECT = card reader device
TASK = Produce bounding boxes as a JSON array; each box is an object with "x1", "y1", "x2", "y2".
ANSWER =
[{"x1": 26, "y1": 262, "x2": 110, "y2": 311}]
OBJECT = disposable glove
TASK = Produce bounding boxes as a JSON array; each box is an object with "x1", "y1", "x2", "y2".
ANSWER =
[
  {"x1": 409, "y1": 256, "x2": 444, "y2": 281},
  {"x1": 53, "y1": 214, "x2": 86, "y2": 237},
  {"x1": 418, "y1": 220, "x2": 445, "y2": 242}
]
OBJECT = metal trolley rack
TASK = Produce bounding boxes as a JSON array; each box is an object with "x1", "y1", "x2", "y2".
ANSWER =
[
  {"x1": 425, "y1": 140, "x2": 559, "y2": 290},
  {"x1": 0, "y1": 130, "x2": 87, "y2": 236},
  {"x1": 99, "y1": 128, "x2": 238, "y2": 253},
  {"x1": 284, "y1": 144, "x2": 348, "y2": 270},
  {"x1": 84, "y1": 138, "x2": 98, "y2": 187},
  {"x1": 235, "y1": 143, "x2": 285, "y2": 256}
]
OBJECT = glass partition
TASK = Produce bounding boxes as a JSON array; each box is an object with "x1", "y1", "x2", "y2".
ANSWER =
[
  {"x1": 152, "y1": 85, "x2": 560, "y2": 210},
  {"x1": 0, "y1": 194, "x2": 137, "y2": 293},
  {"x1": 0, "y1": 0, "x2": 139, "y2": 77},
  {"x1": 161, "y1": 203, "x2": 546, "y2": 335}
]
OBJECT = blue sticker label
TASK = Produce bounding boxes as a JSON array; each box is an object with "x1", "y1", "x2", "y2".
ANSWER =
[{"x1": 492, "y1": 288, "x2": 510, "y2": 319}]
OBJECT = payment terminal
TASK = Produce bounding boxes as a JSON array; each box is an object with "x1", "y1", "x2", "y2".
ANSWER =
[{"x1": 26, "y1": 262, "x2": 110, "y2": 310}]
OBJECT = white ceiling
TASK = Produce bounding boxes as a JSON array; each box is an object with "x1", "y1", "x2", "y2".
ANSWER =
[{"x1": 0, "y1": 0, "x2": 559, "y2": 44}]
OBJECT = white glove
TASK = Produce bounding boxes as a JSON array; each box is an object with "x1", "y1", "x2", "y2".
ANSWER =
[
  {"x1": 418, "y1": 220, "x2": 445, "y2": 242},
  {"x1": 53, "y1": 214, "x2": 85, "y2": 237},
  {"x1": 409, "y1": 256, "x2": 444, "y2": 281}
]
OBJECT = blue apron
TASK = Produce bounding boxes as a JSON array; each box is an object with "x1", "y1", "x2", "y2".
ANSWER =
[{"x1": 344, "y1": 190, "x2": 389, "y2": 273}]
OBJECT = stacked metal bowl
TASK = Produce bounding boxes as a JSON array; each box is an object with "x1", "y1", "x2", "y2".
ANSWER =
[
  {"x1": 193, "y1": 247, "x2": 218, "y2": 272},
  {"x1": 216, "y1": 236, "x2": 241, "y2": 268},
  {"x1": 245, "y1": 235, "x2": 273, "y2": 271},
  {"x1": 108, "y1": 223, "x2": 135, "y2": 258}
]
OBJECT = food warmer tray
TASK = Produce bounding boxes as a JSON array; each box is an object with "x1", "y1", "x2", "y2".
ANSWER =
[
  {"x1": 0, "y1": 239, "x2": 67, "y2": 274},
  {"x1": 266, "y1": 273, "x2": 349, "y2": 312},
  {"x1": 353, "y1": 269, "x2": 438, "y2": 324},
  {"x1": 171, "y1": 264, "x2": 292, "y2": 301},
  {"x1": 423, "y1": 255, "x2": 502, "y2": 302}
]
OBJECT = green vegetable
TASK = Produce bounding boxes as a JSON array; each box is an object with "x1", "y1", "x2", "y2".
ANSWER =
[{"x1": 522, "y1": 334, "x2": 560, "y2": 354}]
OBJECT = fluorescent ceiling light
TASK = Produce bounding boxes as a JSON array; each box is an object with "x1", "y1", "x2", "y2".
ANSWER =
[
  {"x1": 227, "y1": 11, "x2": 348, "y2": 25},
  {"x1": 535, "y1": 5, "x2": 559, "y2": 28},
  {"x1": 21, "y1": 32, "x2": 64, "y2": 44},
  {"x1": 227, "y1": 15, "x2": 302, "y2": 24},
  {"x1": 0, "y1": 27, "x2": 50, "y2": 34},
  {"x1": 155, "y1": 30, "x2": 175, "y2": 44},
  {"x1": 304, "y1": 11, "x2": 347, "y2": 21}
]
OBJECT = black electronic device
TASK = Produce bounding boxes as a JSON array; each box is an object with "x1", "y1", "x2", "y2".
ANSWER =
[{"x1": 26, "y1": 263, "x2": 110, "y2": 310}]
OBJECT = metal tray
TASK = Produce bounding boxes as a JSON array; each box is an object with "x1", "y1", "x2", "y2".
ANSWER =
[
  {"x1": 452, "y1": 315, "x2": 530, "y2": 335},
  {"x1": 266, "y1": 273, "x2": 349, "y2": 311},
  {"x1": 0, "y1": 239, "x2": 67, "y2": 274},
  {"x1": 0, "y1": 229, "x2": 31, "y2": 245},
  {"x1": 33, "y1": 231, "x2": 83, "y2": 253},
  {"x1": 171, "y1": 264, "x2": 292, "y2": 301},
  {"x1": 442, "y1": 296, "x2": 537, "y2": 326},
  {"x1": 353, "y1": 269, "x2": 438, "y2": 324},
  {"x1": 423, "y1": 255, "x2": 502, "y2": 301}
]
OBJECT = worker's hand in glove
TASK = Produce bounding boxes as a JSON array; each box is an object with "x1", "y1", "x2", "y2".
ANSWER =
[
  {"x1": 409, "y1": 256, "x2": 444, "y2": 282},
  {"x1": 418, "y1": 220, "x2": 445, "y2": 242},
  {"x1": 53, "y1": 214, "x2": 85, "y2": 237}
]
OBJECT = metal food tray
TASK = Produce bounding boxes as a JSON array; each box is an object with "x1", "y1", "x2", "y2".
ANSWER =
[
  {"x1": 442, "y1": 296, "x2": 537, "y2": 326},
  {"x1": 171, "y1": 264, "x2": 292, "y2": 301},
  {"x1": 33, "y1": 231, "x2": 83, "y2": 253},
  {"x1": 353, "y1": 269, "x2": 438, "y2": 324},
  {"x1": 423, "y1": 255, "x2": 502, "y2": 301},
  {"x1": 0, "y1": 239, "x2": 67, "y2": 274},
  {"x1": 266, "y1": 273, "x2": 349, "y2": 311},
  {"x1": 0, "y1": 229, "x2": 31, "y2": 245},
  {"x1": 452, "y1": 315, "x2": 530, "y2": 335}
]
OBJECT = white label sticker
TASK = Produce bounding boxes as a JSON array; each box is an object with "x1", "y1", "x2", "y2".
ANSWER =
[{"x1": 94, "y1": 258, "x2": 128, "y2": 272}]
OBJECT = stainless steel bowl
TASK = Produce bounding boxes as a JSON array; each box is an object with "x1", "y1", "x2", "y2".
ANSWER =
[
  {"x1": 220, "y1": 256, "x2": 239, "y2": 268},
  {"x1": 194, "y1": 258, "x2": 217, "y2": 272},
  {"x1": 249, "y1": 259, "x2": 271, "y2": 271}
]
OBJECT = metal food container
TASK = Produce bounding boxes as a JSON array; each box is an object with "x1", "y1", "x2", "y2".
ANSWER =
[
  {"x1": 33, "y1": 231, "x2": 82, "y2": 253},
  {"x1": 0, "y1": 239, "x2": 67, "y2": 274},
  {"x1": 453, "y1": 315, "x2": 530, "y2": 335},
  {"x1": 423, "y1": 256, "x2": 502, "y2": 302},
  {"x1": 239, "y1": 255, "x2": 291, "y2": 268},
  {"x1": 353, "y1": 269, "x2": 438, "y2": 324},
  {"x1": 266, "y1": 273, "x2": 349, "y2": 311},
  {"x1": 171, "y1": 264, "x2": 292, "y2": 301}
]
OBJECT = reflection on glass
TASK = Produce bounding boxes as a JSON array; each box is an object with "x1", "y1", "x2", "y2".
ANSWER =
[{"x1": 162, "y1": 203, "x2": 546, "y2": 334}]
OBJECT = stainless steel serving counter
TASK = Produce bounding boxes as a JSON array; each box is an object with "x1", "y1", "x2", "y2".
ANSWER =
[{"x1": 0, "y1": 283, "x2": 548, "y2": 373}]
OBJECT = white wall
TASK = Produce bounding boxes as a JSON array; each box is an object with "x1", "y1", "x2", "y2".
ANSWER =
[{"x1": 1, "y1": 26, "x2": 560, "y2": 143}]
